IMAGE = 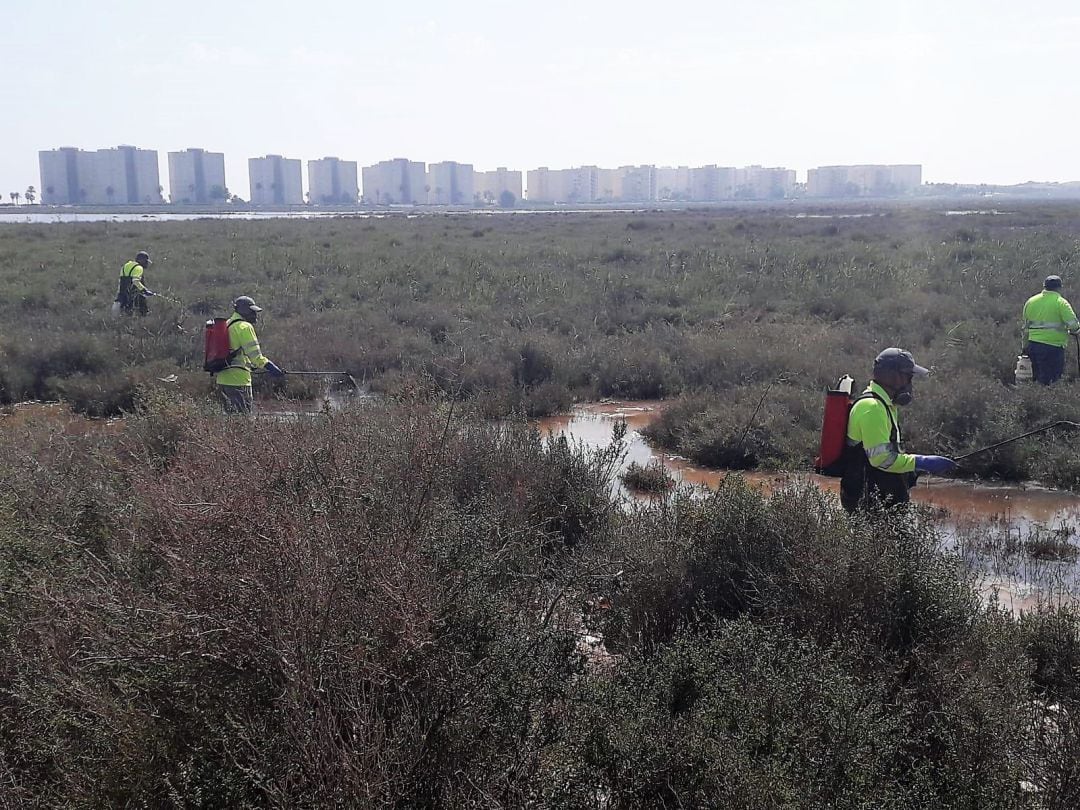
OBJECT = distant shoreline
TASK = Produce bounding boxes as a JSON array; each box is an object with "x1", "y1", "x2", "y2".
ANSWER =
[{"x1": 2, "y1": 190, "x2": 1080, "y2": 221}]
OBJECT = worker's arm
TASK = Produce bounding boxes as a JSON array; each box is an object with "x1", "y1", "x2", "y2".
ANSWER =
[
  {"x1": 858, "y1": 402, "x2": 916, "y2": 474},
  {"x1": 237, "y1": 323, "x2": 270, "y2": 370},
  {"x1": 1061, "y1": 298, "x2": 1080, "y2": 334},
  {"x1": 129, "y1": 264, "x2": 147, "y2": 293}
]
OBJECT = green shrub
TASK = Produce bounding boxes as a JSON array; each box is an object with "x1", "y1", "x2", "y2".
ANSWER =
[{"x1": 620, "y1": 460, "x2": 674, "y2": 493}]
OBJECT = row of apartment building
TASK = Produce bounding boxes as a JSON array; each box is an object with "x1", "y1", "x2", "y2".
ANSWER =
[
  {"x1": 39, "y1": 146, "x2": 164, "y2": 205},
  {"x1": 359, "y1": 159, "x2": 522, "y2": 205},
  {"x1": 38, "y1": 147, "x2": 522, "y2": 206},
  {"x1": 806, "y1": 164, "x2": 922, "y2": 197},
  {"x1": 38, "y1": 147, "x2": 352, "y2": 206},
  {"x1": 525, "y1": 164, "x2": 799, "y2": 203},
  {"x1": 39, "y1": 146, "x2": 922, "y2": 205}
]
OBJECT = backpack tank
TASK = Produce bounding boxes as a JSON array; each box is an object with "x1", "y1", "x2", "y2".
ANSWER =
[
  {"x1": 814, "y1": 375, "x2": 855, "y2": 477},
  {"x1": 203, "y1": 318, "x2": 234, "y2": 373}
]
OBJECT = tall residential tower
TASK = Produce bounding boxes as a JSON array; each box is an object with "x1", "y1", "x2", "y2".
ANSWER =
[{"x1": 168, "y1": 148, "x2": 227, "y2": 204}]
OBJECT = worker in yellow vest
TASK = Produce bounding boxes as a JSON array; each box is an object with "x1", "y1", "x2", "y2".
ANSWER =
[
  {"x1": 1022, "y1": 275, "x2": 1080, "y2": 385},
  {"x1": 215, "y1": 296, "x2": 285, "y2": 414},
  {"x1": 840, "y1": 348, "x2": 956, "y2": 512},
  {"x1": 115, "y1": 250, "x2": 155, "y2": 315}
]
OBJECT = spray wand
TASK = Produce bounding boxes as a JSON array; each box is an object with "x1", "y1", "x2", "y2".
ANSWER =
[{"x1": 954, "y1": 421, "x2": 1080, "y2": 463}]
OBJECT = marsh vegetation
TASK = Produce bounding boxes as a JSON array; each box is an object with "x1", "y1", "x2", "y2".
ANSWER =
[{"x1": 4, "y1": 205, "x2": 1080, "y2": 805}]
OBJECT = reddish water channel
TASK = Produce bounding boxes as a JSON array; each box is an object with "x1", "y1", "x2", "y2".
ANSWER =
[{"x1": 537, "y1": 401, "x2": 1080, "y2": 613}]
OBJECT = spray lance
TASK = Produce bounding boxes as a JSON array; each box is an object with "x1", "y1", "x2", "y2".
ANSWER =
[
  {"x1": 281, "y1": 370, "x2": 361, "y2": 391},
  {"x1": 953, "y1": 421, "x2": 1080, "y2": 465}
]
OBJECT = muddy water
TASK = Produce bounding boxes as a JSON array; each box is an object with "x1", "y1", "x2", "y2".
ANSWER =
[{"x1": 537, "y1": 401, "x2": 1080, "y2": 612}]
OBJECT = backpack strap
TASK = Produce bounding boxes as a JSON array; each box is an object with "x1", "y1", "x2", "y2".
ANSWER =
[
  {"x1": 225, "y1": 317, "x2": 246, "y2": 362},
  {"x1": 855, "y1": 391, "x2": 899, "y2": 443}
]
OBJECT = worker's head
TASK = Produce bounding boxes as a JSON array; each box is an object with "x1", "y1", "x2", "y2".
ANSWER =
[
  {"x1": 135, "y1": 250, "x2": 152, "y2": 267},
  {"x1": 233, "y1": 295, "x2": 263, "y2": 324},
  {"x1": 872, "y1": 348, "x2": 929, "y2": 406},
  {"x1": 1044, "y1": 275, "x2": 1063, "y2": 291}
]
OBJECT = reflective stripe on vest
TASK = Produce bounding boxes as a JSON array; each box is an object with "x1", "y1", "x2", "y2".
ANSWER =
[{"x1": 1026, "y1": 321, "x2": 1068, "y2": 332}]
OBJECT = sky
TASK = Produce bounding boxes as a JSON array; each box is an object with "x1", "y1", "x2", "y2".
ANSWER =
[{"x1": 2, "y1": 0, "x2": 1079, "y2": 199}]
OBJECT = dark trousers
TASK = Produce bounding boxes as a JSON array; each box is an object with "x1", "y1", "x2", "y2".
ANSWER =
[
  {"x1": 118, "y1": 292, "x2": 148, "y2": 316},
  {"x1": 840, "y1": 444, "x2": 913, "y2": 513},
  {"x1": 218, "y1": 384, "x2": 254, "y2": 415},
  {"x1": 1026, "y1": 341, "x2": 1065, "y2": 385}
]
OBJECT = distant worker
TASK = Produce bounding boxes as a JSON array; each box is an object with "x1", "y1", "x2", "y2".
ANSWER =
[
  {"x1": 840, "y1": 348, "x2": 957, "y2": 512},
  {"x1": 215, "y1": 295, "x2": 286, "y2": 414},
  {"x1": 115, "y1": 250, "x2": 156, "y2": 315},
  {"x1": 1022, "y1": 275, "x2": 1080, "y2": 385}
]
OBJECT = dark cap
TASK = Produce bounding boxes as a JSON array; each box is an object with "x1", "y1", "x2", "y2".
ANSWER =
[
  {"x1": 233, "y1": 295, "x2": 263, "y2": 313},
  {"x1": 874, "y1": 347, "x2": 929, "y2": 378},
  {"x1": 135, "y1": 250, "x2": 151, "y2": 265},
  {"x1": 1045, "y1": 275, "x2": 1063, "y2": 290}
]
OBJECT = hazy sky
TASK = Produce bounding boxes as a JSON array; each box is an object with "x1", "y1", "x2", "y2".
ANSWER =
[{"x1": 3, "y1": 0, "x2": 1078, "y2": 198}]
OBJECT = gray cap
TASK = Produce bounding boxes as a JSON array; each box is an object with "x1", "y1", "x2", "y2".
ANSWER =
[
  {"x1": 1045, "y1": 275, "x2": 1063, "y2": 290},
  {"x1": 233, "y1": 295, "x2": 263, "y2": 313},
  {"x1": 874, "y1": 347, "x2": 929, "y2": 378}
]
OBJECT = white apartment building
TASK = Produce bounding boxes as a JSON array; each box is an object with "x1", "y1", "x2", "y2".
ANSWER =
[
  {"x1": 806, "y1": 164, "x2": 923, "y2": 197},
  {"x1": 597, "y1": 168, "x2": 618, "y2": 201},
  {"x1": 734, "y1": 165, "x2": 795, "y2": 199},
  {"x1": 40, "y1": 146, "x2": 161, "y2": 204},
  {"x1": 656, "y1": 166, "x2": 692, "y2": 201},
  {"x1": 248, "y1": 155, "x2": 303, "y2": 205},
  {"x1": 526, "y1": 166, "x2": 600, "y2": 203},
  {"x1": 563, "y1": 166, "x2": 600, "y2": 203},
  {"x1": 308, "y1": 157, "x2": 359, "y2": 204},
  {"x1": 168, "y1": 148, "x2": 227, "y2": 204},
  {"x1": 93, "y1": 146, "x2": 162, "y2": 204},
  {"x1": 361, "y1": 158, "x2": 426, "y2": 204},
  {"x1": 689, "y1": 165, "x2": 736, "y2": 201},
  {"x1": 39, "y1": 147, "x2": 95, "y2": 204},
  {"x1": 888, "y1": 164, "x2": 922, "y2": 193},
  {"x1": 616, "y1": 165, "x2": 658, "y2": 202},
  {"x1": 525, "y1": 167, "x2": 563, "y2": 202},
  {"x1": 474, "y1": 167, "x2": 522, "y2": 205},
  {"x1": 427, "y1": 161, "x2": 475, "y2": 205}
]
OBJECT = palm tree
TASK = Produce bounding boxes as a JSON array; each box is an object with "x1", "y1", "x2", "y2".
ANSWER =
[
  {"x1": 9, "y1": 192, "x2": 19, "y2": 205},
  {"x1": 25, "y1": 186, "x2": 36, "y2": 204}
]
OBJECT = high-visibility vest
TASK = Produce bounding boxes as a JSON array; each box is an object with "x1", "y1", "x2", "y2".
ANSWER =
[
  {"x1": 214, "y1": 313, "x2": 270, "y2": 387},
  {"x1": 1023, "y1": 290, "x2": 1080, "y2": 348},
  {"x1": 116, "y1": 260, "x2": 146, "y2": 302},
  {"x1": 845, "y1": 382, "x2": 915, "y2": 475}
]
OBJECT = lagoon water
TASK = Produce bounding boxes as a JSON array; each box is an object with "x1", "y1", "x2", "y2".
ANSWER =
[{"x1": 0, "y1": 207, "x2": 659, "y2": 224}]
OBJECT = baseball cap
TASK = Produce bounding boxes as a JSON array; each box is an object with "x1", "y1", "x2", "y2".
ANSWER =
[
  {"x1": 1045, "y1": 275, "x2": 1063, "y2": 290},
  {"x1": 873, "y1": 347, "x2": 929, "y2": 378},
  {"x1": 233, "y1": 295, "x2": 263, "y2": 313}
]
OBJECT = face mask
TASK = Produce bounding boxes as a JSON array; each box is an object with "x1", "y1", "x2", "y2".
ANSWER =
[
  {"x1": 247, "y1": 310, "x2": 259, "y2": 325},
  {"x1": 894, "y1": 386, "x2": 914, "y2": 406}
]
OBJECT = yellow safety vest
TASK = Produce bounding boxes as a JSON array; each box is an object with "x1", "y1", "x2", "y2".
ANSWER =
[
  {"x1": 215, "y1": 314, "x2": 270, "y2": 387},
  {"x1": 846, "y1": 382, "x2": 915, "y2": 475},
  {"x1": 1023, "y1": 290, "x2": 1080, "y2": 348}
]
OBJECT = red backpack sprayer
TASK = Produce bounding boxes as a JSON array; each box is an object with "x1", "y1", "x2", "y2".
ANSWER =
[
  {"x1": 202, "y1": 318, "x2": 359, "y2": 390},
  {"x1": 814, "y1": 372, "x2": 1080, "y2": 475}
]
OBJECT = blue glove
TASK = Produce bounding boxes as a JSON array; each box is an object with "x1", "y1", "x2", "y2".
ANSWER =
[
  {"x1": 913, "y1": 455, "x2": 957, "y2": 475},
  {"x1": 264, "y1": 362, "x2": 286, "y2": 378}
]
